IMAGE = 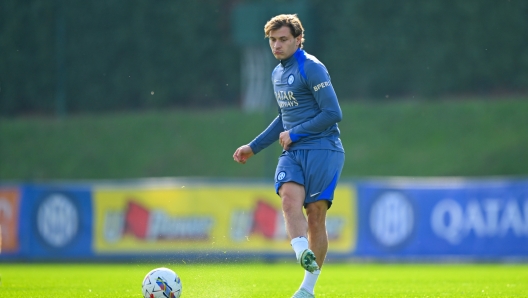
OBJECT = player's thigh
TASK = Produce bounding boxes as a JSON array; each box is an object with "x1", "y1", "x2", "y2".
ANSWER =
[
  {"x1": 274, "y1": 151, "x2": 305, "y2": 194},
  {"x1": 303, "y1": 150, "x2": 345, "y2": 207},
  {"x1": 278, "y1": 181, "x2": 306, "y2": 211}
]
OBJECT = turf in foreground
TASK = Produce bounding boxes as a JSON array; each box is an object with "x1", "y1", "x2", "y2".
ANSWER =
[{"x1": 1, "y1": 263, "x2": 527, "y2": 297}]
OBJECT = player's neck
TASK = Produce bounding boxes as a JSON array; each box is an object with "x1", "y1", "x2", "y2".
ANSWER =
[{"x1": 280, "y1": 48, "x2": 302, "y2": 66}]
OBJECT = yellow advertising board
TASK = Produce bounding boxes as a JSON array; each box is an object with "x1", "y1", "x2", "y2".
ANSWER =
[{"x1": 93, "y1": 184, "x2": 356, "y2": 253}]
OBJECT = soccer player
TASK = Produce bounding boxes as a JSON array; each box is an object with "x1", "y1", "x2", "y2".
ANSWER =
[{"x1": 232, "y1": 14, "x2": 344, "y2": 298}]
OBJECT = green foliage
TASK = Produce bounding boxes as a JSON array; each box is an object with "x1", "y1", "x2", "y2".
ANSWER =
[
  {"x1": 312, "y1": 0, "x2": 528, "y2": 98},
  {"x1": 0, "y1": 0, "x2": 56, "y2": 114},
  {"x1": 0, "y1": 0, "x2": 240, "y2": 115},
  {"x1": 1, "y1": 98, "x2": 527, "y2": 180},
  {"x1": 1, "y1": 1, "x2": 528, "y2": 115}
]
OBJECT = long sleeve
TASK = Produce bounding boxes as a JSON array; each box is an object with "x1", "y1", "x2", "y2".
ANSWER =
[
  {"x1": 248, "y1": 114, "x2": 283, "y2": 154},
  {"x1": 289, "y1": 62, "x2": 342, "y2": 141}
]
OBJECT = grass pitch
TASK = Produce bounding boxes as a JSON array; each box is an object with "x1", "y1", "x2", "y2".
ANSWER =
[{"x1": 1, "y1": 262, "x2": 527, "y2": 297}]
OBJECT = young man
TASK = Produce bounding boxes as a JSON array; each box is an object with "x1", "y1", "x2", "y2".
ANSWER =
[{"x1": 233, "y1": 14, "x2": 344, "y2": 298}]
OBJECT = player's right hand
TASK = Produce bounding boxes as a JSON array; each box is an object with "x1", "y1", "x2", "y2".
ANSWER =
[{"x1": 233, "y1": 145, "x2": 254, "y2": 164}]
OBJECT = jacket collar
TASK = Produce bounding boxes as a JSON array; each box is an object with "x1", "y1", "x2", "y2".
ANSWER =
[{"x1": 280, "y1": 48, "x2": 303, "y2": 67}]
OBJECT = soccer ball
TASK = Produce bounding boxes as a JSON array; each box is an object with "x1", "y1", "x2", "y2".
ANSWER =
[{"x1": 142, "y1": 267, "x2": 182, "y2": 298}]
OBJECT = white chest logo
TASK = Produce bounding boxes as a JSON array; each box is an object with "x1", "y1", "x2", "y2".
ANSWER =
[{"x1": 287, "y1": 74, "x2": 295, "y2": 86}]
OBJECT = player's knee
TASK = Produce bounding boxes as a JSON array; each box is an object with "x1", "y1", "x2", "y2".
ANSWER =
[
  {"x1": 281, "y1": 196, "x2": 297, "y2": 213},
  {"x1": 307, "y1": 214, "x2": 326, "y2": 232},
  {"x1": 306, "y1": 201, "x2": 327, "y2": 226},
  {"x1": 307, "y1": 211, "x2": 325, "y2": 223},
  {"x1": 281, "y1": 193, "x2": 304, "y2": 214}
]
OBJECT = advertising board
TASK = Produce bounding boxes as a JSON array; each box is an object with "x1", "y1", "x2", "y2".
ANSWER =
[
  {"x1": 355, "y1": 179, "x2": 528, "y2": 258},
  {"x1": 20, "y1": 184, "x2": 94, "y2": 258},
  {"x1": 93, "y1": 185, "x2": 356, "y2": 255},
  {"x1": 0, "y1": 188, "x2": 21, "y2": 254}
]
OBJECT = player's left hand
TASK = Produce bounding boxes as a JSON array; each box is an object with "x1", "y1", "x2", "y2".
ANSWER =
[{"x1": 279, "y1": 131, "x2": 292, "y2": 150}]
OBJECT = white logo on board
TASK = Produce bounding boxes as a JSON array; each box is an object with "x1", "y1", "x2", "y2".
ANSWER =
[
  {"x1": 369, "y1": 191, "x2": 414, "y2": 248},
  {"x1": 431, "y1": 198, "x2": 528, "y2": 244},
  {"x1": 37, "y1": 193, "x2": 79, "y2": 248}
]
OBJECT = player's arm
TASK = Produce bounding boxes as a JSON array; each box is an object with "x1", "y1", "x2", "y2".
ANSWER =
[
  {"x1": 234, "y1": 114, "x2": 283, "y2": 163},
  {"x1": 289, "y1": 63, "x2": 342, "y2": 142},
  {"x1": 248, "y1": 113, "x2": 283, "y2": 154}
]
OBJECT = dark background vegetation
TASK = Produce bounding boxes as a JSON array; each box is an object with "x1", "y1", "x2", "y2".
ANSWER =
[
  {"x1": 1, "y1": 0, "x2": 527, "y2": 115},
  {"x1": 1, "y1": 0, "x2": 527, "y2": 180}
]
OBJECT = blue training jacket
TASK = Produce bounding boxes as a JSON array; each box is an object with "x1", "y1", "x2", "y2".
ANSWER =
[{"x1": 248, "y1": 48, "x2": 344, "y2": 154}]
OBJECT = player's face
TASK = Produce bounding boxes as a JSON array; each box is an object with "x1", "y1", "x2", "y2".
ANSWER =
[{"x1": 268, "y1": 26, "x2": 301, "y2": 60}]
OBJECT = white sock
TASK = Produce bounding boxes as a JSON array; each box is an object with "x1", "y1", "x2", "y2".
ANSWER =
[
  {"x1": 290, "y1": 236, "x2": 309, "y2": 259},
  {"x1": 300, "y1": 269, "x2": 321, "y2": 295}
]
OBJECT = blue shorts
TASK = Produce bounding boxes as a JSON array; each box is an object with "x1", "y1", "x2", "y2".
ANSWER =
[{"x1": 274, "y1": 149, "x2": 345, "y2": 209}]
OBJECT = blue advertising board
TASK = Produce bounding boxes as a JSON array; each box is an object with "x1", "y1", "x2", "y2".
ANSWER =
[
  {"x1": 18, "y1": 184, "x2": 94, "y2": 260},
  {"x1": 2, "y1": 178, "x2": 528, "y2": 261},
  {"x1": 354, "y1": 178, "x2": 528, "y2": 259}
]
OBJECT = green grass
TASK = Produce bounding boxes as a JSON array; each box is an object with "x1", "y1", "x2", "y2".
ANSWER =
[
  {"x1": 1, "y1": 97, "x2": 528, "y2": 180},
  {"x1": 1, "y1": 263, "x2": 527, "y2": 297}
]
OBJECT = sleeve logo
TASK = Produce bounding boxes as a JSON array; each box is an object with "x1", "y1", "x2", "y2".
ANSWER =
[{"x1": 313, "y1": 81, "x2": 331, "y2": 92}]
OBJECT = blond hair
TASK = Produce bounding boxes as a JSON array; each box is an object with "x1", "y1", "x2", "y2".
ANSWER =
[{"x1": 264, "y1": 14, "x2": 305, "y2": 48}]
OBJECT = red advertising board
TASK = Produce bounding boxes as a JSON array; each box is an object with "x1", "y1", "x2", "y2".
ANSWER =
[{"x1": 0, "y1": 188, "x2": 20, "y2": 253}]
